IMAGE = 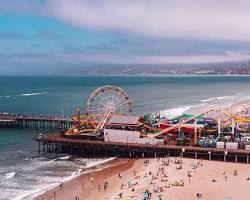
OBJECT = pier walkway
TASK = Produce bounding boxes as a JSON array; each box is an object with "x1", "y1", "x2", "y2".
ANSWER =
[
  {"x1": 0, "y1": 113, "x2": 73, "y2": 129},
  {"x1": 35, "y1": 133, "x2": 250, "y2": 164}
]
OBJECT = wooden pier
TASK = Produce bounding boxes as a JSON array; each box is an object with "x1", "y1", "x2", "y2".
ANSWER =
[
  {"x1": 35, "y1": 133, "x2": 250, "y2": 164},
  {"x1": 0, "y1": 113, "x2": 73, "y2": 130}
]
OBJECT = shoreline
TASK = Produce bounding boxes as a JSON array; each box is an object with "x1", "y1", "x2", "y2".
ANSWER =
[
  {"x1": 33, "y1": 158, "x2": 137, "y2": 200},
  {"x1": 27, "y1": 157, "x2": 117, "y2": 200},
  {"x1": 33, "y1": 157, "x2": 250, "y2": 200}
]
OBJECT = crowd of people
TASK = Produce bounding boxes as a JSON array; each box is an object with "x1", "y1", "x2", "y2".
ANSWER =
[{"x1": 108, "y1": 157, "x2": 204, "y2": 200}]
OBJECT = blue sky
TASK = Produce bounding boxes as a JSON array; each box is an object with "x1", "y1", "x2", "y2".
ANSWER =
[{"x1": 1, "y1": 0, "x2": 250, "y2": 73}]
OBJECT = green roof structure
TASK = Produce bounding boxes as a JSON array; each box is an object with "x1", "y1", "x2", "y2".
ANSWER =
[{"x1": 172, "y1": 113, "x2": 204, "y2": 121}]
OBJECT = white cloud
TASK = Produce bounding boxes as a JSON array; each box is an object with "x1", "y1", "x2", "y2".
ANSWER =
[
  {"x1": 46, "y1": 0, "x2": 250, "y2": 41},
  {"x1": 2, "y1": 0, "x2": 250, "y2": 64}
]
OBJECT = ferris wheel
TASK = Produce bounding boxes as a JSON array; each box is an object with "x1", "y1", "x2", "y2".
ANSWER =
[{"x1": 86, "y1": 85, "x2": 133, "y2": 130}]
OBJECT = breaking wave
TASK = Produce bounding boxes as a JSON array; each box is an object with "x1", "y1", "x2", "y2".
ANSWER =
[
  {"x1": 58, "y1": 156, "x2": 70, "y2": 160},
  {"x1": 160, "y1": 106, "x2": 192, "y2": 118},
  {"x1": 0, "y1": 92, "x2": 48, "y2": 98},
  {"x1": 23, "y1": 157, "x2": 116, "y2": 200},
  {"x1": 0, "y1": 156, "x2": 116, "y2": 200},
  {"x1": 19, "y1": 92, "x2": 48, "y2": 96},
  {"x1": 4, "y1": 172, "x2": 16, "y2": 179},
  {"x1": 200, "y1": 95, "x2": 234, "y2": 103}
]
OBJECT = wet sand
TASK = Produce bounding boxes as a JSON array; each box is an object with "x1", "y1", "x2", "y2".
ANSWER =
[
  {"x1": 34, "y1": 158, "x2": 139, "y2": 200},
  {"x1": 34, "y1": 157, "x2": 250, "y2": 200}
]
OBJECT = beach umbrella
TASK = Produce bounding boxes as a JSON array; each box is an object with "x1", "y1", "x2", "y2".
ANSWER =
[{"x1": 173, "y1": 180, "x2": 179, "y2": 186}]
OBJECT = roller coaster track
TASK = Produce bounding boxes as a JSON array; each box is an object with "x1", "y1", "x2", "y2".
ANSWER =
[
  {"x1": 149, "y1": 109, "x2": 250, "y2": 138},
  {"x1": 143, "y1": 124, "x2": 160, "y2": 132},
  {"x1": 223, "y1": 111, "x2": 250, "y2": 123}
]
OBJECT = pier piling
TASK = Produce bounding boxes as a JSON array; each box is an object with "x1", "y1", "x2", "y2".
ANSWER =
[{"x1": 34, "y1": 133, "x2": 250, "y2": 164}]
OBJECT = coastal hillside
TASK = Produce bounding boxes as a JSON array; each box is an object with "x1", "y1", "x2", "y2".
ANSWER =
[{"x1": 2, "y1": 61, "x2": 250, "y2": 76}]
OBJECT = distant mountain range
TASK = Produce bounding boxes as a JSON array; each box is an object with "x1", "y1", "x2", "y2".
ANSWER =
[
  {"x1": 1, "y1": 60, "x2": 250, "y2": 76},
  {"x1": 95, "y1": 65, "x2": 250, "y2": 76},
  {"x1": 56, "y1": 61, "x2": 250, "y2": 76}
]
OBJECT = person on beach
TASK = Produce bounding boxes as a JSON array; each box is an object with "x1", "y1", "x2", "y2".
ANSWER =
[
  {"x1": 59, "y1": 183, "x2": 63, "y2": 190},
  {"x1": 90, "y1": 177, "x2": 94, "y2": 183},
  {"x1": 104, "y1": 181, "x2": 108, "y2": 191},
  {"x1": 128, "y1": 180, "x2": 132, "y2": 188},
  {"x1": 119, "y1": 172, "x2": 122, "y2": 178},
  {"x1": 196, "y1": 193, "x2": 203, "y2": 198},
  {"x1": 143, "y1": 189, "x2": 150, "y2": 200},
  {"x1": 187, "y1": 172, "x2": 192, "y2": 183},
  {"x1": 118, "y1": 192, "x2": 123, "y2": 198},
  {"x1": 98, "y1": 184, "x2": 101, "y2": 191},
  {"x1": 133, "y1": 170, "x2": 137, "y2": 176},
  {"x1": 157, "y1": 194, "x2": 163, "y2": 200}
]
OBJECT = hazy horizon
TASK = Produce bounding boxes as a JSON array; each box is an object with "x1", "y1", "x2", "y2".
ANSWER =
[{"x1": 1, "y1": 0, "x2": 250, "y2": 74}]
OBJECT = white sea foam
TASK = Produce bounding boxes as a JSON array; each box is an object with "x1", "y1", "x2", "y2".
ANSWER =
[
  {"x1": 1, "y1": 92, "x2": 48, "y2": 98},
  {"x1": 19, "y1": 92, "x2": 48, "y2": 96},
  {"x1": 13, "y1": 182, "x2": 61, "y2": 200},
  {"x1": 236, "y1": 92, "x2": 245, "y2": 95},
  {"x1": 4, "y1": 172, "x2": 16, "y2": 179},
  {"x1": 17, "y1": 157, "x2": 117, "y2": 200},
  {"x1": 160, "y1": 106, "x2": 192, "y2": 118},
  {"x1": 84, "y1": 157, "x2": 116, "y2": 169},
  {"x1": 200, "y1": 95, "x2": 234, "y2": 103},
  {"x1": 56, "y1": 155, "x2": 70, "y2": 161}
]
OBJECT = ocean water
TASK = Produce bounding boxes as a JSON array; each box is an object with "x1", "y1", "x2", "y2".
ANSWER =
[{"x1": 0, "y1": 75, "x2": 250, "y2": 200}]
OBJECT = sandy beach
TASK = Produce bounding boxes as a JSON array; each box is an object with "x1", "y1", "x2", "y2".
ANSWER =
[{"x1": 34, "y1": 157, "x2": 250, "y2": 200}]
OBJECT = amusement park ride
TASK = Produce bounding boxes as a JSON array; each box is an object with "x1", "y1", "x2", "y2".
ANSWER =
[
  {"x1": 65, "y1": 85, "x2": 250, "y2": 148},
  {"x1": 66, "y1": 85, "x2": 133, "y2": 135}
]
